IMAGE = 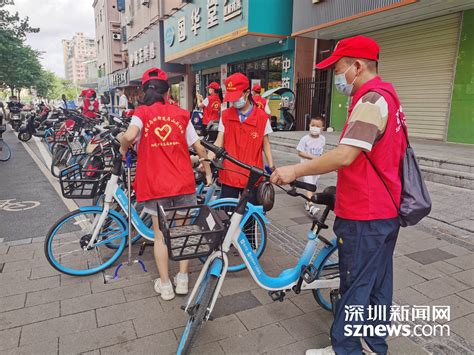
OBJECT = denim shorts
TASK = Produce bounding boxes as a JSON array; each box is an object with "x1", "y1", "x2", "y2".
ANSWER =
[{"x1": 142, "y1": 193, "x2": 197, "y2": 216}]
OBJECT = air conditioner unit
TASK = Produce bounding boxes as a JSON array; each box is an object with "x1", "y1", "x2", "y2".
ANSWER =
[
  {"x1": 112, "y1": 33, "x2": 121, "y2": 40},
  {"x1": 141, "y1": 0, "x2": 150, "y2": 5},
  {"x1": 126, "y1": 16, "x2": 133, "y2": 25}
]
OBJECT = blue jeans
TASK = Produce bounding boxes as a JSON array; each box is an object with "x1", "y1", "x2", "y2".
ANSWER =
[{"x1": 331, "y1": 217, "x2": 400, "y2": 355}]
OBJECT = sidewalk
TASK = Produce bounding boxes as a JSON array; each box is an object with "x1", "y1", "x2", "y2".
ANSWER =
[{"x1": 0, "y1": 131, "x2": 473, "y2": 354}]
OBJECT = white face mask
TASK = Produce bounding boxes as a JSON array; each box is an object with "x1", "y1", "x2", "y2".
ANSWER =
[
  {"x1": 232, "y1": 95, "x2": 247, "y2": 109},
  {"x1": 334, "y1": 62, "x2": 357, "y2": 96},
  {"x1": 310, "y1": 126, "x2": 321, "y2": 136}
]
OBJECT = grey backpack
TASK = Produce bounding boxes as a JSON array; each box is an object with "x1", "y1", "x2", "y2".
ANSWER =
[{"x1": 364, "y1": 90, "x2": 432, "y2": 227}]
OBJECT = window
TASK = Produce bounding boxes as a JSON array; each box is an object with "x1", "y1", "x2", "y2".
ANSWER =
[
  {"x1": 99, "y1": 9, "x2": 103, "y2": 22},
  {"x1": 228, "y1": 55, "x2": 283, "y2": 90},
  {"x1": 102, "y1": 35, "x2": 104, "y2": 50}
]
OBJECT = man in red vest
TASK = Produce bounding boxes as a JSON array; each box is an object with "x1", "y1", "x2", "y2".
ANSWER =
[
  {"x1": 252, "y1": 84, "x2": 271, "y2": 115},
  {"x1": 196, "y1": 81, "x2": 222, "y2": 125},
  {"x1": 271, "y1": 36, "x2": 407, "y2": 355}
]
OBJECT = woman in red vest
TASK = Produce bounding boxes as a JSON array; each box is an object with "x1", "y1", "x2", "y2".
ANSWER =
[
  {"x1": 120, "y1": 68, "x2": 212, "y2": 301},
  {"x1": 82, "y1": 89, "x2": 99, "y2": 118},
  {"x1": 196, "y1": 81, "x2": 222, "y2": 125},
  {"x1": 252, "y1": 84, "x2": 271, "y2": 115},
  {"x1": 212, "y1": 72, "x2": 274, "y2": 202}
]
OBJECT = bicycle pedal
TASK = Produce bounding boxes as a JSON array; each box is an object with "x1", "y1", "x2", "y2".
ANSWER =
[
  {"x1": 301, "y1": 265, "x2": 318, "y2": 284},
  {"x1": 268, "y1": 290, "x2": 285, "y2": 302}
]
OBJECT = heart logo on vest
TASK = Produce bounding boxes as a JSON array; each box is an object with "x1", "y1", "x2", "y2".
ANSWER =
[{"x1": 155, "y1": 124, "x2": 172, "y2": 141}]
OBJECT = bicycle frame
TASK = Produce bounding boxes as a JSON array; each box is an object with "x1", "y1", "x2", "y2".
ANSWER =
[{"x1": 185, "y1": 175, "x2": 339, "y2": 320}]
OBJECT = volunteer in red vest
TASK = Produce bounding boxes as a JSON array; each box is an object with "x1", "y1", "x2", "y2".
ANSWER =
[
  {"x1": 119, "y1": 68, "x2": 212, "y2": 301},
  {"x1": 271, "y1": 36, "x2": 407, "y2": 355},
  {"x1": 252, "y1": 84, "x2": 271, "y2": 115},
  {"x1": 196, "y1": 81, "x2": 222, "y2": 125},
  {"x1": 212, "y1": 72, "x2": 274, "y2": 202},
  {"x1": 82, "y1": 89, "x2": 99, "y2": 118}
]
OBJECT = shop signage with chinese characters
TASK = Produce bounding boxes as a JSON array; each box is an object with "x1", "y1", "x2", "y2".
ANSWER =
[
  {"x1": 130, "y1": 42, "x2": 156, "y2": 67},
  {"x1": 111, "y1": 69, "x2": 129, "y2": 87}
]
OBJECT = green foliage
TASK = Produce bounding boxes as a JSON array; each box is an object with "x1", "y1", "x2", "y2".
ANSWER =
[{"x1": 0, "y1": 1, "x2": 39, "y2": 39}]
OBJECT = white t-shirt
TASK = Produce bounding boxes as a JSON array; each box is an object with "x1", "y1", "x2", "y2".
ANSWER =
[
  {"x1": 296, "y1": 134, "x2": 325, "y2": 163},
  {"x1": 118, "y1": 94, "x2": 128, "y2": 116},
  {"x1": 130, "y1": 115, "x2": 199, "y2": 147},
  {"x1": 202, "y1": 97, "x2": 209, "y2": 107}
]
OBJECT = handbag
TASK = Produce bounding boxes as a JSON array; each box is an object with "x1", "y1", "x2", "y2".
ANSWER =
[{"x1": 364, "y1": 93, "x2": 432, "y2": 227}]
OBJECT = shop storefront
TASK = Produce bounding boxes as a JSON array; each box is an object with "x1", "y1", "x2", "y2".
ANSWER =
[
  {"x1": 164, "y1": 0, "x2": 294, "y2": 115},
  {"x1": 127, "y1": 22, "x2": 186, "y2": 107},
  {"x1": 292, "y1": 0, "x2": 474, "y2": 143}
]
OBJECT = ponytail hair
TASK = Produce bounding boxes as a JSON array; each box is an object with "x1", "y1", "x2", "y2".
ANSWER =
[
  {"x1": 215, "y1": 88, "x2": 223, "y2": 102},
  {"x1": 141, "y1": 79, "x2": 170, "y2": 106}
]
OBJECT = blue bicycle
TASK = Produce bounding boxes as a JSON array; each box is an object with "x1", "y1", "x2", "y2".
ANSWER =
[
  {"x1": 176, "y1": 141, "x2": 340, "y2": 354},
  {"x1": 44, "y1": 141, "x2": 268, "y2": 276}
]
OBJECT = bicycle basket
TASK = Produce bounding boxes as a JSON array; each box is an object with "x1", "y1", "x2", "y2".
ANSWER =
[
  {"x1": 158, "y1": 204, "x2": 226, "y2": 261},
  {"x1": 59, "y1": 164, "x2": 109, "y2": 199},
  {"x1": 68, "y1": 136, "x2": 86, "y2": 156}
]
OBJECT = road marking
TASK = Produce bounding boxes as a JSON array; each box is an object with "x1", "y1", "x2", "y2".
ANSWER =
[
  {"x1": 0, "y1": 199, "x2": 40, "y2": 211},
  {"x1": 18, "y1": 136, "x2": 79, "y2": 212}
]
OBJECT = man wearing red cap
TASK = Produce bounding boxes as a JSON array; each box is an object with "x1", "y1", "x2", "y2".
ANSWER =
[
  {"x1": 196, "y1": 81, "x2": 223, "y2": 125},
  {"x1": 252, "y1": 84, "x2": 271, "y2": 115},
  {"x1": 271, "y1": 36, "x2": 407, "y2": 355},
  {"x1": 82, "y1": 89, "x2": 99, "y2": 118}
]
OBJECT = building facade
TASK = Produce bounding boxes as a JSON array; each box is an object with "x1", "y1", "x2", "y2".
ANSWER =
[
  {"x1": 292, "y1": 0, "x2": 474, "y2": 144},
  {"x1": 61, "y1": 33, "x2": 96, "y2": 83},
  {"x1": 163, "y1": 0, "x2": 294, "y2": 114},
  {"x1": 93, "y1": 0, "x2": 123, "y2": 95}
]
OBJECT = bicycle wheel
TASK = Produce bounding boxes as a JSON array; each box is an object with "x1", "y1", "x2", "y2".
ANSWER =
[
  {"x1": 50, "y1": 143, "x2": 71, "y2": 178},
  {"x1": 204, "y1": 199, "x2": 267, "y2": 272},
  {"x1": 0, "y1": 140, "x2": 12, "y2": 161},
  {"x1": 44, "y1": 207, "x2": 127, "y2": 276},
  {"x1": 312, "y1": 245, "x2": 339, "y2": 312},
  {"x1": 177, "y1": 274, "x2": 219, "y2": 354}
]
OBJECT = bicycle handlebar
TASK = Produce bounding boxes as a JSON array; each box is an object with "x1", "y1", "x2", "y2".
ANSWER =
[{"x1": 200, "y1": 139, "x2": 317, "y2": 193}]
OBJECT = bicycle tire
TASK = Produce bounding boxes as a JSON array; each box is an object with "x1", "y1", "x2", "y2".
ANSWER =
[
  {"x1": 203, "y1": 199, "x2": 267, "y2": 272},
  {"x1": 44, "y1": 207, "x2": 127, "y2": 276},
  {"x1": 177, "y1": 274, "x2": 219, "y2": 354},
  {"x1": 50, "y1": 143, "x2": 70, "y2": 178},
  {"x1": 312, "y1": 245, "x2": 339, "y2": 312},
  {"x1": 0, "y1": 140, "x2": 12, "y2": 161}
]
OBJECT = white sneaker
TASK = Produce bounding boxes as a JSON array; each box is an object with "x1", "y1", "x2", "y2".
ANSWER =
[
  {"x1": 174, "y1": 272, "x2": 189, "y2": 295},
  {"x1": 154, "y1": 278, "x2": 175, "y2": 301},
  {"x1": 306, "y1": 346, "x2": 335, "y2": 355},
  {"x1": 309, "y1": 205, "x2": 320, "y2": 216},
  {"x1": 305, "y1": 201, "x2": 311, "y2": 211}
]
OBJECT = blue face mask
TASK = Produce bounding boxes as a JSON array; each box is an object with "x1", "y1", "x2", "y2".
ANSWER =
[{"x1": 334, "y1": 63, "x2": 357, "y2": 96}]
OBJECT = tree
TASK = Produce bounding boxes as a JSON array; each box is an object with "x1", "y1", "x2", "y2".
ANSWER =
[{"x1": 0, "y1": 1, "x2": 39, "y2": 39}]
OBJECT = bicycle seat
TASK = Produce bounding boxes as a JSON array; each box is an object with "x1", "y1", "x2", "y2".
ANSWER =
[{"x1": 311, "y1": 186, "x2": 336, "y2": 211}]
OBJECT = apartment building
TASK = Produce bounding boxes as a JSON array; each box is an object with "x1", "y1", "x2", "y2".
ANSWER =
[{"x1": 61, "y1": 32, "x2": 96, "y2": 83}]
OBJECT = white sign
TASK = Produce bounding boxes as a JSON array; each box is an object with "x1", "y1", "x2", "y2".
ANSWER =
[
  {"x1": 131, "y1": 42, "x2": 156, "y2": 67},
  {"x1": 178, "y1": 17, "x2": 186, "y2": 42},
  {"x1": 207, "y1": 0, "x2": 218, "y2": 28},
  {"x1": 223, "y1": 0, "x2": 242, "y2": 21},
  {"x1": 191, "y1": 7, "x2": 201, "y2": 35},
  {"x1": 281, "y1": 56, "x2": 292, "y2": 88},
  {"x1": 282, "y1": 57, "x2": 291, "y2": 73}
]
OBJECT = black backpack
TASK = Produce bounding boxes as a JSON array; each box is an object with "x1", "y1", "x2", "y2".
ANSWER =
[{"x1": 364, "y1": 89, "x2": 432, "y2": 227}]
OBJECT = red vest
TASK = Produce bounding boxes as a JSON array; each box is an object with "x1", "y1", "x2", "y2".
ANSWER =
[
  {"x1": 335, "y1": 77, "x2": 407, "y2": 220},
  {"x1": 219, "y1": 106, "x2": 268, "y2": 188},
  {"x1": 83, "y1": 98, "x2": 99, "y2": 118},
  {"x1": 133, "y1": 102, "x2": 196, "y2": 202},
  {"x1": 253, "y1": 95, "x2": 267, "y2": 111},
  {"x1": 203, "y1": 93, "x2": 221, "y2": 125}
]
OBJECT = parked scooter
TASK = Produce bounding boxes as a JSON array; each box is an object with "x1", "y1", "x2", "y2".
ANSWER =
[
  {"x1": 18, "y1": 111, "x2": 37, "y2": 142},
  {"x1": 9, "y1": 109, "x2": 23, "y2": 132},
  {"x1": 262, "y1": 87, "x2": 296, "y2": 131}
]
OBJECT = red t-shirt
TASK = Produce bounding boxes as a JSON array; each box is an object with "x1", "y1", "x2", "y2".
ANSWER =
[
  {"x1": 219, "y1": 106, "x2": 269, "y2": 188},
  {"x1": 335, "y1": 77, "x2": 407, "y2": 220},
  {"x1": 133, "y1": 102, "x2": 196, "y2": 202}
]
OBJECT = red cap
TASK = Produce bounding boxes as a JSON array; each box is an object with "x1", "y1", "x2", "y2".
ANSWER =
[
  {"x1": 315, "y1": 35, "x2": 380, "y2": 70},
  {"x1": 252, "y1": 84, "x2": 261, "y2": 93},
  {"x1": 207, "y1": 82, "x2": 220, "y2": 90},
  {"x1": 80, "y1": 90, "x2": 88, "y2": 97},
  {"x1": 224, "y1": 73, "x2": 250, "y2": 102},
  {"x1": 141, "y1": 67, "x2": 168, "y2": 86}
]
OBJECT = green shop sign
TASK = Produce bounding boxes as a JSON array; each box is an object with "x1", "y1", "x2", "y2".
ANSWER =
[{"x1": 164, "y1": 0, "x2": 293, "y2": 62}]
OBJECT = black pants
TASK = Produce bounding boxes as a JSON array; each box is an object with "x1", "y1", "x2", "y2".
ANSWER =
[{"x1": 221, "y1": 184, "x2": 259, "y2": 247}]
